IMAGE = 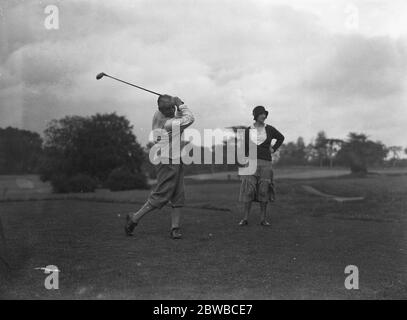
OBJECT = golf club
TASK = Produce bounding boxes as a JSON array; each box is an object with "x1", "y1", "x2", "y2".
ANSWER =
[{"x1": 96, "y1": 72, "x2": 162, "y2": 96}]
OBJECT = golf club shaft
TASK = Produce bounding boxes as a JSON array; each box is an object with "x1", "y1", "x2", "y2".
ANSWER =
[{"x1": 105, "y1": 74, "x2": 162, "y2": 96}]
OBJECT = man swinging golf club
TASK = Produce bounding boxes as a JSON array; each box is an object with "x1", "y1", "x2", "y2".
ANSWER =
[{"x1": 124, "y1": 94, "x2": 194, "y2": 239}]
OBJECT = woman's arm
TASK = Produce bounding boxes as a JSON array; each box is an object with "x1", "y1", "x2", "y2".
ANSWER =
[{"x1": 270, "y1": 126, "x2": 285, "y2": 152}]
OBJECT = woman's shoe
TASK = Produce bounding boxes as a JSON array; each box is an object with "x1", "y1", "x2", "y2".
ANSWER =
[
  {"x1": 239, "y1": 219, "x2": 249, "y2": 226},
  {"x1": 170, "y1": 227, "x2": 182, "y2": 240},
  {"x1": 260, "y1": 220, "x2": 271, "y2": 227}
]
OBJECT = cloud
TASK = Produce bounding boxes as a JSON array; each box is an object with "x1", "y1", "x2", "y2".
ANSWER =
[
  {"x1": 305, "y1": 35, "x2": 407, "y2": 101},
  {"x1": 0, "y1": 0, "x2": 406, "y2": 148}
]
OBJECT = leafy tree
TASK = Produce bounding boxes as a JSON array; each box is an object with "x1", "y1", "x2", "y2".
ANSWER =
[
  {"x1": 41, "y1": 113, "x2": 147, "y2": 191},
  {"x1": 388, "y1": 146, "x2": 402, "y2": 167},
  {"x1": 314, "y1": 131, "x2": 328, "y2": 167},
  {"x1": 336, "y1": 133, "x2": 388, "y2": 174},
  {"x1": 326, "y1": 139, "x2": 344, "y2": 168},
  {"x1": 75, "y1": 113, "x2": 146, "y2": 181},
  {"x1": 278, "y1": 137, "x2": 307, "y2": 165},
  {"x1": 294, "y1": 137, "x2": 306, "y2": 164},
  {"x1": 304, "y1": 142, "x2": 318, "y2": 164},
  {"x1": 41, "y1": 116, "x2": 88, "y2": 180},
  {"x1": 0, "y1": 127, "x2": 43, "y2": 174}
]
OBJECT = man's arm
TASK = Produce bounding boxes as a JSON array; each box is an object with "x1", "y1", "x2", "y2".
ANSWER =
[{"x1": 164, "y1": 104, "x2": 194, "y2": 131}]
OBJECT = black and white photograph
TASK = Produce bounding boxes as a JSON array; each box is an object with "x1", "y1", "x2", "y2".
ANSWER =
[{"x1": 0, "y1": 0, "x2": 406, "y2": 303}]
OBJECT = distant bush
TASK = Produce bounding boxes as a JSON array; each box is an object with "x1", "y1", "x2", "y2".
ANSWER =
[
  {"x1": 50, "y1": 173, "x2": 97, "y2": 193},
  {"x1": 105, "y1": 167, "x2": 148, "y2": 191},
  {"x1": 67, "y1": 174, "x2": 98, "y2": 193},
  {"x1": 50, "y1": 174, "x2": 70, "y2": 193}
]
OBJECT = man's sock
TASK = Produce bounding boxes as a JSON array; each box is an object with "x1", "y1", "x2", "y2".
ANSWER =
[
  {"x1": 171, "y1": 207, "x2": 181, "y2": 230},
  {"x1": 130, "y1": 202, "x2": 156, "y2": 223}
]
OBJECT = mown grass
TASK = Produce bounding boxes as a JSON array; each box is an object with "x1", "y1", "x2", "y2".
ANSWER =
[{"x1": 0, "y1": 174, "x2": 406, "y2": 299}]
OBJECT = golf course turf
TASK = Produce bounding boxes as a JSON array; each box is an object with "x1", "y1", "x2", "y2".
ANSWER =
[{"x1": 0, "y1": 173, "x2": 406, "y2": 299}]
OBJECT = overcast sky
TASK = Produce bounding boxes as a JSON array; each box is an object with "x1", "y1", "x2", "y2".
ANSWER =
[{"x1": 1, "y1": 0, "x2": 406, "y2": 147}]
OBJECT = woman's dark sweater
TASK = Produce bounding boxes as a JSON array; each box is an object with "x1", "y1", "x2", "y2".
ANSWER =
[{"x1": 244, "y1": 125, "x2": 285, "y2": 161}]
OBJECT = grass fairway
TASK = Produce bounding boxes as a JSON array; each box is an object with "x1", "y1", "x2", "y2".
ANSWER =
[{"x1": 0, "y1": 174, "x2": 406, "y2": 299}]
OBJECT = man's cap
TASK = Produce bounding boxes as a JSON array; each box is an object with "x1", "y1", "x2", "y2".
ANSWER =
[{"x1": 157, "y1": 95, "x2": 175, "y2": 113}]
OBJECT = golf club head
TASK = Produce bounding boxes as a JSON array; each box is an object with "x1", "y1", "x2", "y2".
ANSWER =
[{"x1": 96, "y1": 72, "x2": 106, "y2": 80}]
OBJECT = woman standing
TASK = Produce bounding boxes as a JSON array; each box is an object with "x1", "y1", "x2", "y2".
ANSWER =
[{"x1": 239, "y1": 106, "x2": 285, "y2": 226}]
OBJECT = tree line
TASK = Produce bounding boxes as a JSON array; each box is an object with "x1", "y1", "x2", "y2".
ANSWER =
[
  {"x1": 276, "y1": 131, "x2": 397, "y2": 172},
  {"x1": 0, "y1": 113, "x2": 406, "y2": 193}
]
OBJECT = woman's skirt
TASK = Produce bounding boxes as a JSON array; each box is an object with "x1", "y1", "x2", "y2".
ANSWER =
[{"x1": 239, "y1": 159, "x2": 275, "y2": 203}]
